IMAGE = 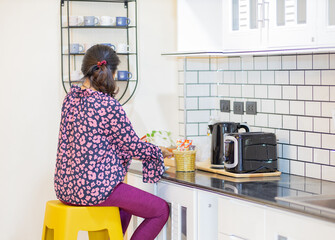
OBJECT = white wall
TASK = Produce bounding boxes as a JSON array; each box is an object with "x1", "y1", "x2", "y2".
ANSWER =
[{"x1": 0, "y1": 0, "x2": 178, "y2": 239}]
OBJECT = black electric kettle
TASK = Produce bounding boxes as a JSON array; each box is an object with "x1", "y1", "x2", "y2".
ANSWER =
[{"x1": 208, "y1": 122, "x2": 249, "y2": 169}]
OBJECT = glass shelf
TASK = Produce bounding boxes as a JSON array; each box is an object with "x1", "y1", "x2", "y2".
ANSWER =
[
  {"x1": 64, "y1": 79, "x2": 137, "y2": 83},
  {"x1": 62, "y1": 53, "x2": 137, "y2": 56},
  {"x1": 62, "y1": 25, "x2": 136, "y2": 29},
  {"x1": 62, "y1": 0, "x2": 136, "y2": 3}
]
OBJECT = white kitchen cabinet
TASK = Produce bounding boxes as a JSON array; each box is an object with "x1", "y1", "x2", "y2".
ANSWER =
[
  {"x1": 218, "y1": 196, "x2": 265, "y2": 240},
  {"x1": 177, "y1": 0, "x2": 223, "y2": 52},
  {"x1": 317, "y1": 0, "x2": 335, "y2": 46},
  {"x1": 265, "y1": 207, "x2": 335, "y2": 240},
  {"x1": 197, "y1": 190, "x2": 218, "y2": 240},
  {"x1": 157, "y1": 181, "x2": 197, "y2": 240}
]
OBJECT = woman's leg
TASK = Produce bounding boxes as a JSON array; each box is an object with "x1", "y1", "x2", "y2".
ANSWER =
[{"x1": 97, "y1": 182, "x2": 169, "y2": 240}]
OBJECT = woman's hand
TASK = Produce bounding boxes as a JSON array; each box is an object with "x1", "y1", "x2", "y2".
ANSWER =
[{"x1": 159, "y1": 146, "x2": 173, "y2": 159}]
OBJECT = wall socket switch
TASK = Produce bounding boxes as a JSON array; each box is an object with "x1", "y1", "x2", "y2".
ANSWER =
[
  {"x1": 220, "y1": 100, "x2": 230, "y2": 112},
  {"x1": 246, "y1": 101, "x2": 257, "y2": 115},
  {"x1": 233, "y1": 101, "x2": 244, "y2": 114}
]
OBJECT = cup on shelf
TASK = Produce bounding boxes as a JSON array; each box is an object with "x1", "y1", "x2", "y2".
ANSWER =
[
  {"x1": 117, "y1": 43, "x2": 130, "y2": 53},
  {"x1": 100, "y1": 16, "x2": 116, "y2": 26},
  {"x1": 101, "y1": 43, "x2": 116, "y2": 50},
  {"x1": 69, "y1": 16, "x2": 84, "y2": 26},
  {"x1": 116, "y1": 17, "x2": 131, "y2": 26},
  {"x1": 70, "y1": 43, "x2": 84, "y2": 54},
  {"x1": 84, "y1": 16, "x2": 99, "y2": 26},
  {"x1": 117, "y1": 71, "x2": 132, "y2": 81}
]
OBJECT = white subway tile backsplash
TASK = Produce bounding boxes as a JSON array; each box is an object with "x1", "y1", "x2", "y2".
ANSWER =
[
  {"x1": 241, "y1": 56, "x2": 253, "y2": 70},
  {"x1": 268, "y1": 85, "x2": 282, "y2": 99},
  {"x1": 306, "y1": 163, "x2": 321, "y2": 179},
  {"x1": 179, "y1": 123, "x2": 185, "y2": 136},
  {"x1": 178, "y1": 84, "x2": 184, "y2": 96},
  {"x1": 235, "y1": 71, "x2": 248, "y2": 84},
  {"x1": 290, "y1": 160, "x2": 305, "y2": 176},
  {"x1": 229, "y1": 85, "x2": 242, "y2": 97},
  {"x1": 331, "y1": 151, "x2": 335, "y2": 166},
  {"x1": 218, "y1": 112, "x2": 230, "y2": 122},
  {"x1": 199, "y1": 71, "x2": 218, "y2": 83},
  {"x1": 297, "y1": 86, "x2": 313, "y2": 100},
  {"x1": 186, "y1": 84, "x2": 210, "y2": 96},
  {"x1": 275, "y1": 71, "x2": 289, "y2": 84},
  {"x1": 261, "y1": 71, "x2": 275, "y2": 84},
  {"x1": 217, "y1": 85, "x2": 229, "y2": 97},
  {"x1": 305, "y1": 101, "x2": 321, "y2": 116},
  {"x1": 255, "y1": 113, "x2": 268, "y2": 127},
  {"x1": 242, "y1": 85, "x2": 255, "y2": 98},
  {"x1": 298, "y1": 147, "x2": 313, "y2": 162},
  {"x1": 185, "y1": 72, "x2": 198, "y2": 83},
  {"x1": 199, "y1": 97, "x2": 216, "y2": 109},
  {"x1": 290, "y1": 101, "x2": 305, "y2": 115},
  {"x1": 229, "y1": 57, "x2": 241, "y2": 70},
  {"x1": 276, "y1": 129, "x2": 290, "y2": 144},
  {"x1": 223, "y1": 71, "x2": 235, "y2": 83},
  {"x1": 321, "y1": 102, "x2": 335, "y2": 117},
  {"x1": 298, "y1": 116, "x2": 313, "y2": 131},
  {"x1": 186, "y1": 124, "x2": 199, "y2": 136},
  {"x1": 330, "y1": 87, "x2": 335, "y2": 101},
  {"x1": 179, "y1": 98, "x2": 184, "y2": 109},
  {"x1": 306, "y1": 132, "x2": 321, "y2": 148},
  {"x1": 261, "y1": 99, "x2": 275, "y2": 113},
  {"x1": 248, "y1": 71, "x2": 261, "y2": 84},
  {"x1": 282, "y1": 86, "x2": 297, "y2": 100},
  {"x1": 297, "y1": 55, "x2": 313, "y2": 69},
  {"x1": 254, "y1": 56, "x2": 267, "y2": 70},
  {"x1": 278, "y1": 158, "x2": 290, "y2": 173},
  {"x1": 305, "y1": 71, "x2": 320, "y2": 85},
  {"x1": 321, "y1": 70, "x2": 335, "y2": 85},
  {"x1": 185, "y1": 98, "x2": 198, "y2": 109},
  {"x1": 290, "y1": 71, "x2": 305, "y2": 85},
  {"x1": 242, "y1": 114, "x2": 255, "y2": 126},
  {"x1": 210, "y1": 57, "x2": 218, "y2": 71},
  {"x1": 313, "y1": 86, "x2": 330, "y2": 101},
  {"x1": 322, "y1": 165, "x2": 335, "y2": 182},
  {"x1": 314, "y1": 149, "x2": 329, "y2": 164},
  {"x1": 290, "y1": 130, "x2": 304, "y2": 145},
  {"x1": 275, "y1": 100, "x2": 290, "y2": 114},
  {"x1": 282, "y1": 115, "x2": 297, "y2": 130},
  {"x1": 211, "y1": 84, "x2": 218, "y2": 96},
  {"x1": 268, "y1": 114, "x2": 282, "y2": 128},
  {"x1": 283, "y1": 145, "x2": 297, "y2": 159},
  {"x1": 187, "y1": 57, "x2": 210, "y2": 70},
  {"x1": 199, "y1": 123, "x2": 208, "y2": 136},
  {"x1": 268, "y1": 56, "x2": 282, "y2": 70},
  {"x1": 314, "y1": 117, "x2": 330, "y2": 133},
  {"x1": 322, "y1": 134, "x2": 335, "y2": 149},
  {"x1": 330, "y1": 54, "x2": 335, "y2": 69},
  {"x1": 230, "y1": 114, "x2": 242, "y2": 123},
  {"x1": 187, "y1": 110, "x2": 210, "y2": 123},
  {"x1": 282, "y1": 55, "x2": 297, "y2": 70},
  {"x1": 255, "y1": 85, "x2": 268, "y2": 98},
  {"x1": 313, "y1": 54, "x2": 329, "y2": 69},
  {"x1": 178, "y1": 71, "x2": 184, "y2": 84},
  {"x1": 217, "y1": 57, "x2": 229, "y2": 70}
]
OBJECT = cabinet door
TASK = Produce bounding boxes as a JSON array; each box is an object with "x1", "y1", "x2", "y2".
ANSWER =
[
  {"x1": 223, "y1": 0, "x2": 263, "y2": 50},
  {"x1": 157, "y1": 181, "x2": 197, "y2": 240},
  {"x1": 265, "y1": 207, "x2": 335, "y2": 240},
  {"x1": 218, "y1": 197, "x2": 265, "y2": 240},
  {"x1": 267, "y1": 0, "x2": 317, "y2": 48},
  {"x1": 177, "y1": 0, "x2": 223, "y2": 52},
  {"x1": 317, "y1": 0, "x2": 335, "y2": 46},
  {"x1": 197, "y1": 190, "x2": 218, "y2": 240}
]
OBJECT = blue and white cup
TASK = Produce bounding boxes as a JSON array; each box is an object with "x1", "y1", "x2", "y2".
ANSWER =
[
  {"x1": 101, "y1": 43, "x2": 116, "y2": 51},
  {"x1": 84, "y1": 16, "x2": 99, "y2": 26},
  {"x1": 116, "y1": 17, "x2": 131, "y2": 26},
  {"x1": 117, "y1": 71, "x2": 132, "y2": 81},
  {"x1": 70, "y1": 43, "x2": 84, "y2": 54}
]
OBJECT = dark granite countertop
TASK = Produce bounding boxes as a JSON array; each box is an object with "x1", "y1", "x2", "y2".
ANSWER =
[{"x1": 128, "y1": 160, "x2": 335, "y2": 223}]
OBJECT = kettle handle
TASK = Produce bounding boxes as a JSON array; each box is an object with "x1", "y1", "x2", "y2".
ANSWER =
[
  {"x1": 224, "y1": 136, "x2": 239, "y2": 169},
  {"x1": 239, "y1": 123, "x2": 249, "y2": 132}
]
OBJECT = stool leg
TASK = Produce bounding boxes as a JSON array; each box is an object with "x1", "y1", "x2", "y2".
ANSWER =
[
  {"x1": 88, "y1": 229, "x2": 109, "y2": 240},
  {"x1": 107, "y1": 226, "x2": 124, "y2": 240},
  {"x1": 54, "y1": 228, "x2": 78, "y2": 240},
  {"x1": 42, "y1": 226, "x2": 54, "y2": 240}
]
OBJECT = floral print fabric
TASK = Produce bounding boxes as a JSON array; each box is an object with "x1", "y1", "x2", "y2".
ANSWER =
[{"x1": 54, "y1": 86, "x2": 164, "y2": 206}]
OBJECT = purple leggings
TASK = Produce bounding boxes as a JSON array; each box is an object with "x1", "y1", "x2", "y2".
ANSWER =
[{"x1": 97, "y1": 182, "x2": 169, "y2": 240}]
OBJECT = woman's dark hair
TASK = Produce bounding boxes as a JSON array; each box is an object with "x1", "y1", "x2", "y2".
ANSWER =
[{"x1": 81, "y1": 44, "x2": 120, "y2": 97}]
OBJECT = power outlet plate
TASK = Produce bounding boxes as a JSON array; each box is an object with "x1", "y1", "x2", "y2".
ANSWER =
[
  {"x1": 220, "y1": 100, "x2": 230, "y2": 112},
  {"x1": 246, "y1": 101, "x2": 257, "y2": 115},
  {"x1": 233, "y1": 101, "x2": 244, "y2": 115}
]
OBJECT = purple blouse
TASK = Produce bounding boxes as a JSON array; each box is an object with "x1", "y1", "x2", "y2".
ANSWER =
[{"x1": 54, "y1": 86, "x2": 164, "y2": 206}]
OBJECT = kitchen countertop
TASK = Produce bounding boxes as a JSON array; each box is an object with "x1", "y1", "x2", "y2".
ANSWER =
[{"x1": 128, "y1": 160, "x2": 335, "y2": 223}]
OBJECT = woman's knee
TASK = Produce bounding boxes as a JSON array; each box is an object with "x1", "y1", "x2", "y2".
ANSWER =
[{"x1": 160, "y1": 201, "x2": 170, "y2": 223}]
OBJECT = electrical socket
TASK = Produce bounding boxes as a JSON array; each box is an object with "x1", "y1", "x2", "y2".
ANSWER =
[
  {"x1": 233, "y1": 101, "x2": 244, "y2": 115},
  {"x1": 220, "y1": 100, "x2": 230, "y2": 112},
  {"x1": 246, "y1": 101, "x2": 257, "y2": 115}
]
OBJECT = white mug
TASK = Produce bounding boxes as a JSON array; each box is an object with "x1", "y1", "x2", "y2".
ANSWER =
[
  {"x1": 117, "y1": 43, "x2": 130, "y2": 53},
  {"x1": 69, "y1": 16, "x2": 84, "y2": 26},
  {"x1": 100, "y1": 16, "x2": 115, "y2": 26}
]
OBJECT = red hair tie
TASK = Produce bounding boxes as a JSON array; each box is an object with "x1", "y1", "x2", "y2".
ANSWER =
[{"x1": 97, "y1": 60, "x2": 107, "y2": 68}]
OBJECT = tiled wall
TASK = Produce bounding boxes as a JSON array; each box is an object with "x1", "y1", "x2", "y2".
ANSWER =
[{"x1": 178, "y1": 54, "x2": 335, "y2": 182}]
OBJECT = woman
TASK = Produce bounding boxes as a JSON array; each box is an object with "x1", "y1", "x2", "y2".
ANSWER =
[{"x1": 54, "y1": 44, "x2": 170, "y2": 240}]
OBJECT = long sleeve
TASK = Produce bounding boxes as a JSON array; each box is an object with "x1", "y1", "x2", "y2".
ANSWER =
[{"x1": 110, "y1": 101, "x2": 165, "y2": 183}]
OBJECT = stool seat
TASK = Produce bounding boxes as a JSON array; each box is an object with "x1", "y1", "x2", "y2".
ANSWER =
[{"x1": 42, "y1": 200, "x2": 123, "y2": 240}]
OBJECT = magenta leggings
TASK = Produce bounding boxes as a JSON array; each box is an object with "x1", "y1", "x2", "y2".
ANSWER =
[{"x1": 97, "y1": 182, "x2": 169, "y2": 240}]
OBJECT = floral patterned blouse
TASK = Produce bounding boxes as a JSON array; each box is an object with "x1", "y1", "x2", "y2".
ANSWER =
[{"x1": 54, "y1": 86, "x2": 165, "y2": 206}]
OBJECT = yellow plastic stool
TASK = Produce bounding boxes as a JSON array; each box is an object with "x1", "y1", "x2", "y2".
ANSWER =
[{"x1": 42, "y1": 200, "x2": 123, "y2": 240}]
